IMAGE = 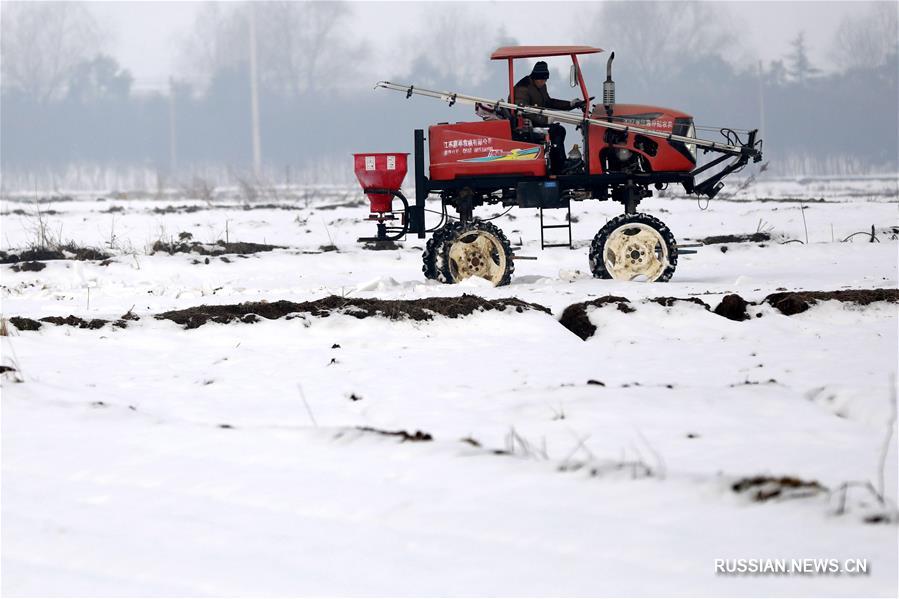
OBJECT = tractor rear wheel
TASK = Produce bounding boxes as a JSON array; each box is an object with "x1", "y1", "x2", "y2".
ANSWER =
[
  {"x1": 436, "y1": 220, "x2": 514, "y2": 286},
  {"x1": 588, "y1": 213, "x2": 677, "y2": 282}
]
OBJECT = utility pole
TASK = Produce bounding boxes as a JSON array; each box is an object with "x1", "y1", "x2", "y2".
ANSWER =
[
  {"x1": 757, "y1": 60, "x2": 765, "y2": 143},
  {"x1": 248, "y1": 3, "x2": 262, "y2": 179},
  {"x1": 757, "y1": 60, "x2": 766, "y2": 163},
  {"x1": 168, "y1": 77, "x2": 177, "y2": 177}
]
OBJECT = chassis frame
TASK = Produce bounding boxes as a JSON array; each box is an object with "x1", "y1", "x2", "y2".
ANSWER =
[{"x1": 369, "y1": 128, "x2": 755, "y2": 241}]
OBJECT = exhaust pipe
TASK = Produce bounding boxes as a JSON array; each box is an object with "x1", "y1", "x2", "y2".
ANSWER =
[{"x1": 603, "y1": 52, "x2": 615, "y2": 116}]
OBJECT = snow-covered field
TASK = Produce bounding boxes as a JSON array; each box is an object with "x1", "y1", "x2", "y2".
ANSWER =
[{"x1": 2, "y1": 177, "x2": 897, "y2": 597}]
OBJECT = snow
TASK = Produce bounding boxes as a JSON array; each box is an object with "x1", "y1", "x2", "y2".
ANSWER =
[{"x1": 1, "y1": 179, "x2": 898, "y2": 596}]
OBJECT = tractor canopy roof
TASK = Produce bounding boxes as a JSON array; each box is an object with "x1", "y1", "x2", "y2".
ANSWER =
[{"x1": 490, "y1": 45, "x2": 603, "y2": 60}]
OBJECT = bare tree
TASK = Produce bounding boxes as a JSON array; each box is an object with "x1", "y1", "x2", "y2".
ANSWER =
[
  {"x1": 581, "y1": 1, "x2": 733, "y2": 91},
  {"x1": 786, "y1": 32, "x2": 820, "y2": 85},
  {"x1": 831, "y1": 2, "x2": 898, "y2": 71},
  {"x1": 67, "y1": 55, "x2": 134, "y2": 102},
  {"x1": 0, "y1": 2, "x2": 105, "y2": 102},
  {"x1": 261, "y1": 1, "x2": 361, "y2": 95},
  {"x1": 176, "y1": 1, "x2": 365, "y2": 95},
  {"x1": 176, "y1": 3, "x2": 248, "y2": 88},
  {"x1": 410, "y1": 6, "x2": 493, "y2": 87}
]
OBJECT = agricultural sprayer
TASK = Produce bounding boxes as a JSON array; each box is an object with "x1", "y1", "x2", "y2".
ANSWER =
[{"x1": 353, "y1": 45, "x2": 763, "y2": 285}]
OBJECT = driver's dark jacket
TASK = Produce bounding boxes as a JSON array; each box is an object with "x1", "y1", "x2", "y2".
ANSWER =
[{"x1": 512, "y1": 76, "x2": 573, "y2": 127}]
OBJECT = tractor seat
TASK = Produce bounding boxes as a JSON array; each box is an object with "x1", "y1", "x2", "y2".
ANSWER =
[
  {"x1": 513, "y1": 125, "x2": 549, "y2": 145},
  {"x1": 475, "y1": 102, "x2": 511, "y2": 122},
  {"x1": 474, "y1": 102, "x2": 548, "y2": 145}
]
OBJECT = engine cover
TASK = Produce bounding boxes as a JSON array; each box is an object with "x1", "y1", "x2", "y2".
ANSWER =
[{"x1": 589, "y1": 104, "x2": 696, "y2": 173}]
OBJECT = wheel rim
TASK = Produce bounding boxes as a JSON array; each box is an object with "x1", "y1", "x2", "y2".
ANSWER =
[
  {"x1": 448, "y1": 230, "x2": 507, "y2": 285},
  {"x1": 603, "y1": 223, "x2": 669, "y2": 281}
]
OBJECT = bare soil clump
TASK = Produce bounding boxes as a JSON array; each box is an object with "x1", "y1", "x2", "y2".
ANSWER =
[
  {"x1": 764, "y1": 289, "x2": 899, "y2": 315},
  {"x1": 156, "y1": 294, "x2": 550, "y2": 329},
  {"x1": 39, "y1": 315, "x2": 110, "y2": 330},
  {"x1": 558, "y1": 296, "x2": 633, "y2": 340},
  {"x1": 1, "y1": 248, "x2": 64, "y2": 263},
  {"x1": 732, "y1": 475, "x2": 826, "y2": 502},
  {"x1": 648, "y1": 297, "x2": 711, "y2": 309},
  {"x1": 245, "y1": 203, "x2": 303, "y2": 211},
  {"x1": 9, "y1": 317, "x2": 43, "y2": 331},
  {"x1": 1, "y1": 243, "x2": 109, "y2": 264},
  {"x1": 58, "y1": 243, "x2": 110, "y2": 261},
  {"x1": 714, "y1": 294, "x2": 751, "y2": 321},
  {"x1": 740, "y1": 197, "x2": 827, "y2": 203},
  {"x1": 560, "y1": 288, "x2": 898, "y2": 339},
  {"x1": 7, "y1": 307, "x2": 136, "y2": 333},
  {"x1": 317, "y1": 200, "x2": 366, "y2": 211},
  {"x1": 698, "y1": 232, "x2": 771, "y2": 245},
  {"x1": 152, "y1": 237, "x2": 283, "y2": 256},
  {"x1": 152, "y1": 205, "x2": 203, "y2": 214},
  {"x1": 362, "y1": 240, "x2": 402, "y2": 251},
  {"x1": 10, "y1": 261, "x2": 47, "y2": 272},
  {"x1": 354, "y1": 426, "x2": 433, "y2": 442},
  {"x1": 151, "y1": 203, "x2": 303, "y2": 214},
  {"x1": 9, "y1": 314, "x2": 128, "y2": 331}
]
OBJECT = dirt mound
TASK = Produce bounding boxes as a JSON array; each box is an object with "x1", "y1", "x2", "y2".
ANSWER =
[
  {"x1": 9, "y1": 315, "x2": 119, "y2": 331},
  {"x1": 151, "y1": 238, "x2": 283, "y2": 256},
  {"x1": 317, "y1": 200, "x2": 366, "y2": 211},
  {"x1": 648, "y1": 297, "x2": 711, "y2": 309},
  {"x1": 714, "y1": 294, "x2": 751, "y2": 321},
  {"x1": 39, "y1": 315, "x2": 109, "y2": 330},
  {"x1": 560, "y1": 288, "x2": 898, "y2": 339},
  {"x1": 244, "y1": 203, "x2": 303, "y2": 211},
  {"x1": 739, "y1": 197, "x2": 828, "y2": 203},
  {"x1": 152, "y1": 205, "x2": 203, "y2": 214},
  {"x1": 362, "y1": 240, "x2": 402, "y2": 251},
  {"x1": 354, "y1": 426, "x2": 433, "y2": 442},
  {"x1": 13, "y1": 288, "x2": 894, "y2": 336},
  {"x1": 732, "y1": 475, "x2": 826, "y2": 502},
  {"x1": 150, "y1": 203, "x2": 303, "y2": 214},
  {"x1": 1, "y1": 244, "x2": 109, "y2": 264},
  {"x1": 58, "y1": 243, "x2": 110, "y2": 261},
  {"x1": 764, "y1": 289, "x2": 899, "y2": 315},
  {"x1": 558, "y1": 296, "x2": 633, "y2": 341},
  {"x1": 698, "y1": 232, "x2": 771, "y2": 245},
  {"x1": 156, "y1": 294, "x2": 551, "y2": 329},
  {"x1": 10, "y1": 261, "x2": 47, "y2": 272},
  {"x1": 9, "y1": 317, "x2": 43, "y2": 331},
  {"x1": 10, "y1": 296, "x2": 548, "y2": 332},
  {"x1": 1, "y1": 248, "x2": 64, "y2": 263}
]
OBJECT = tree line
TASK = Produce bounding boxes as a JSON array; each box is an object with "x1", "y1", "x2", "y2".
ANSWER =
[{"x1": 1, "y1": 1, "x2": 896, "y2": 189}]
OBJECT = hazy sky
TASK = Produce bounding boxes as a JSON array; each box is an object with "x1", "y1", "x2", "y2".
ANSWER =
[{"x1": 90, "y1": 1, "x2": 860, "y2": 92}]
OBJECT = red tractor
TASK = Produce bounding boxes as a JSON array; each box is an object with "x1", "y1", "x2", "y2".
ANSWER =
[{"x1": 354, "y1": 45, "x2": 762, "y2": 285}]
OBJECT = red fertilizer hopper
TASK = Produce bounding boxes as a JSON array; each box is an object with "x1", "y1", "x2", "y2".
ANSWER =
[
  {"x1": 353, "y1": 152, "x2": 409, "y2": 214},
  {"x1": 353, "y1": 152, "x2": 410, "y2": 242}
]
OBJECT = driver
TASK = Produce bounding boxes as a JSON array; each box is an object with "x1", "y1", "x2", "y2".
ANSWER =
[{"x1": 513, "y1": 61, "x2": 588, "y2": 174}]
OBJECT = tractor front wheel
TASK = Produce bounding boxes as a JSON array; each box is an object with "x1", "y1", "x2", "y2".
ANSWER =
[
  {"x1": 588, "y1": 213, "x2": 677, "y2": 282},
  {"x1": 435, "y1": 220, "x2": 514, "y2": 286},
  {"x1": 422, "y1": 224, "x2": 451, "y2": 280}
]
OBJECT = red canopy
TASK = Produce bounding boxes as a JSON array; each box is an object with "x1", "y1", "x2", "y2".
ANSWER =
[{"x1": 490, "y1": 46, "x2": 603, "y2": 60}]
